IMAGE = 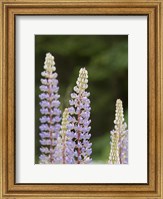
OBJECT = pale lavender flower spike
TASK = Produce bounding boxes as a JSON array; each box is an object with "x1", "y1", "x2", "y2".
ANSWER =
[
  {"x1": 39, "y1": 53, "x2": 61, "y2": 164},
  {"x1": 108, "y1": 99, "x2": 128, "y2": 164},
  {"x1": 68, "y1": 68, "x2": 92, "y2": 164},
  {"x1": 54, "y1": 108, "x2": 75, "y2": 164}
]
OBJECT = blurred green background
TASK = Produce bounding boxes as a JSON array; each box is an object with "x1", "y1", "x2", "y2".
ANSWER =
[{"x1": 35, "y1": 35, "x2": 128, "y2": 164}]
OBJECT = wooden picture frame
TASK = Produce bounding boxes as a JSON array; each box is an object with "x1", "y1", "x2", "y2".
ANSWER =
[{"x1": 0, "y1": 0, "x2": 162, "y2": 198}]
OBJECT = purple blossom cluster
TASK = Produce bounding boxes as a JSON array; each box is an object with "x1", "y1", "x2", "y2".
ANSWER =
[
  {"x1": 119, "y1": 129, "x2": 128, "y2": 164},
  {"x1": 39, "y1": 53, "x2": 61, "y2": 164},
  {"x1": 68, "y1": 68, "x2": 92, "y2": 164},
  {"x1": 54, "y1": 108, "x2": 75, "y2": 164}
]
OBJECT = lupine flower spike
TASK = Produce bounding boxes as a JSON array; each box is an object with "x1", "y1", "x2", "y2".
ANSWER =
[
  {"x1": 39, "y1": 53, "x2": 61, "y2": 164},
  {"x1": 108, "y1": 129, "x2": 120, "y2": 164},
  {"x1": 68, "y1": 68, "x2": 92, "y2": 164},
  {"x1": 108, "y1": 99, "x2": 128, "y2": 164},
  {"x1": 54, "y1": 108, "x2": 75, "y2": 164}
]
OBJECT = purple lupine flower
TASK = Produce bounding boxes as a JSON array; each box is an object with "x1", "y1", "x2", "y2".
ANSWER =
[
  {"x1": 68, "y1": 68, "x2": 92, "y2": 164},
  {"x1": 54, "y1": 108, "x2": 75, "y2": 164},
  {"x1": 108, "y1": 99, "x2": 128, "y2": 164},
  {"x1": 119, "y1": 129, "x2": 128, "y2": 164},
  {"x1": 39, "y1": 53, "x2": 61, "y2": 164}
]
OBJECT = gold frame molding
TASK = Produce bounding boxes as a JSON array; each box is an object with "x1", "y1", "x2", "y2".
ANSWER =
[{"x1": 0, "y1": 0, "x2": 162, "y2": 198}]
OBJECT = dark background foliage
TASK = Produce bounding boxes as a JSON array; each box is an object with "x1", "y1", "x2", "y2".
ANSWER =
[{"x1": 35, "y1": 35, "x2": 128, "y2": 163}]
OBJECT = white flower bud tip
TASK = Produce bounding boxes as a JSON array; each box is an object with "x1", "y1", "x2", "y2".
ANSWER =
[{"x1": 43, "y1": 53, "x2": 56, "y2": 73}]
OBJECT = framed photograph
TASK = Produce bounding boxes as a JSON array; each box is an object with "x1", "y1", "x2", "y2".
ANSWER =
[{"x1": 0, "y1": 0, "x2": 162, "y2": 198}]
